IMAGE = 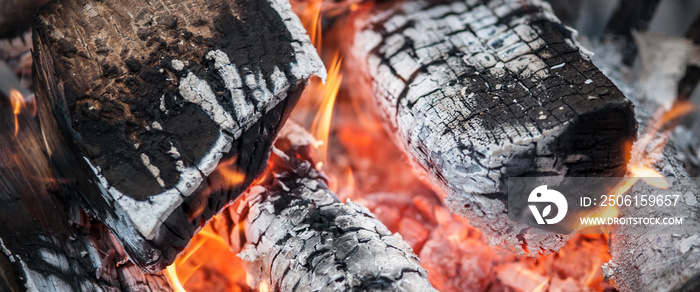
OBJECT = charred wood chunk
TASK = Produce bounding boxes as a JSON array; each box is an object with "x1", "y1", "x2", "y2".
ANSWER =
[
  {"x1": 604, "y1": 107, "x2": 700, "y2": 292},
  {"x1": 346, "y1": 0, "x2": 636, "y2": 253},
  {"x1": 605, "y1": 148, "x2": 700, "y2": 292},
  {"x1": 0, "y1": 106, "x2": 172, "y2": 291},
  {"x1": 32, "y1": 0, "x2": 325, "y2": 271},
  {"x1": 211, "y1": 123, "x2": 436, "y2": 291}
]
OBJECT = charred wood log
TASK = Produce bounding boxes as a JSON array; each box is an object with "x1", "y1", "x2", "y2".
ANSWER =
[
  {"x1": 32, "y1": 0, "x2": 325, "y2": 271},
  {"x1": 211, "y1": 122, "x2": 436, "y2": 291},
  {"x1": 586, "y1": 34, "x2": 700, "y2": 292},
  {"x1": 604, "y1": 147, "x2": 700, "y2": 292},
  {"x1": 345, "y1": 0, "x2": 636, "y2": 254},
  {"x1": 601, "y1": 99, "x2": 700, "y2": 292},
  {"x1": 0, "y1": 103, "x2": 172, "y2": 291}
]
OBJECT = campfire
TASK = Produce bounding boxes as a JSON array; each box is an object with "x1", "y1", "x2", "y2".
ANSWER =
[{"x1": 1, "y1": 0, "x2": 700, "y2": 291}]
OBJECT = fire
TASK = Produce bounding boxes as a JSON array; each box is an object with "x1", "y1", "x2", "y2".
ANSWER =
[
  {"x1": 309, "y1": 54, "x2": 343, "y2": 171},
  {"x1": 164, "y1": 3, "x2": 344, "y2": 290},
  {"x1": 295, "y1": 0, "x2": 344, "y2": 181},
  {"x1": 165, "y1": 225, "x2": 249, "y2": 292},
  {"x1": 299, "y1": 0, "x2": 322, "y2": 53},
  {"x1": 583, "y1": 101, "x2": 693, "y2": 228},
  {"x1": 9, "y1": 89, "x2": 31, "y2": 137},
  {"x1": 163, "y1": 0, "x2": 640, "y2": 291},
  {"x1": 217, "y1": 156, "x2": 246, "y2": 187}
]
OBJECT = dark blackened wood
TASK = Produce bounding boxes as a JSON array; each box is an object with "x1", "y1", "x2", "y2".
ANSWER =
[
  {"x1": 32, "y1": 0, "x2": 325, "y2": 271},
  {"x1": 604, "y1": 0, "x2": 661, "y2": 65},
  {"x1": 0, "y1": 105, "x2": 172, "y2": 291},
  {"x1": 345, "y1": 0, "x2": 636, "y2": 254},
  {"x1": 678, "y1": 13, "x2": 700, "y2": 100},
  {"x1": 211, "y1": 123, "x2": 436, "y2": 291}
]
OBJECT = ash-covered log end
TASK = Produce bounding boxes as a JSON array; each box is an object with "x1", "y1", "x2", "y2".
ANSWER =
[
  {"x1": 212, "y1": 123, "x2": 436, "y2": 291},
  {"x1": 32, "y1": 0, "x2": 324, "y2": 271},
  {"x1": 346, "y1": 0, "x2": 636, "y2": 253}
]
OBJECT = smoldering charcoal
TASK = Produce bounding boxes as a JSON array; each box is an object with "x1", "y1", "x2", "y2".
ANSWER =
[
  {"x1": 32, "y1": 0, "x2": 325, "y2": 271},
  {"x1": 345, "y1": 0, "x2": 636, "y2": 254},
  {"x1": 1, "y1": 0, "x2": 699, "y2": 290}
]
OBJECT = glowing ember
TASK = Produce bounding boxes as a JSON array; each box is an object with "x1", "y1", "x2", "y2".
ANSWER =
[{"x1": 299, "y1": 0, "x2": 322, "y2": 53}]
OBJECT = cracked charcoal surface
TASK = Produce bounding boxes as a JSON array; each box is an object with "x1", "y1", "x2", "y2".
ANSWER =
[
  {"x1": 32, "y1": 0, "x2": 324, "y2": 271},
  {"x1": 212, "y1": 123, "x2": 436, "y2": 292},
  {"x1": 346, "y1": 0, "x2": 636, "y2": 254}
]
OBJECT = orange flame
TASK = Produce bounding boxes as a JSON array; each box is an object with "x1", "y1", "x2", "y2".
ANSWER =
[
  {"x1": 584, "y1": 101, "x2": 693, "y2": 228},
  {"x1": 165, "y1": 225, "x2": 248, "y2": 292},
  {"x1": 10, "y1": 89, "x2": 26, "y2": 137},
  {"x1": 309, "y1": 54, "x2": 343, "y2": 171},
  {"x1": 187, "y1": 156, "x2": 247, "y2": 222},
  {"x1": 295, "y1": 0, "x2": 344, "y2": 174},
  {"x1": 217, "y1": 156, "x2": 246, "y2": 187},
  {"x1": 300, "y1": 0, "x2": 323, "y2": 53}
]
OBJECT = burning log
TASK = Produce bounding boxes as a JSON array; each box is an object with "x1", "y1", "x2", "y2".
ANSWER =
[
  {"x1": 0, "y1": 98, "x2": 172, "y2": 291},
  {"x1": 211, "y1": 122, "x2": 436, "y2": 291},
  {"x1": 604, "y1": 150, "x2": 700, "y2": 291},
  {"x1": 345, "y1": 0, "x2": 636, "y2": 253},
  {"x1": 32, "y1": 0, "x2": 325, "y2": 271},
  {"x1": 595, "y1": 34, "x2": 700, "y2": 291},
  {"x1": 583, "y1": 30, "x2": 700, "y2": 291}
]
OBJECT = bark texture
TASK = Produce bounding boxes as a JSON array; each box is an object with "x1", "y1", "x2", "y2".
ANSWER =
[
  {"x1": 0, "y1": 105, "x2": 171, "y2": 291},
  {"x1": 345, "y1": 0, "x2": 636, "y2": 254},
  {"x1": 211, "y1": 123, "x2": 436, "y2": 291},
  {"x1": 32, "y1": 0, "x2": 324, "y2": 271}
]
